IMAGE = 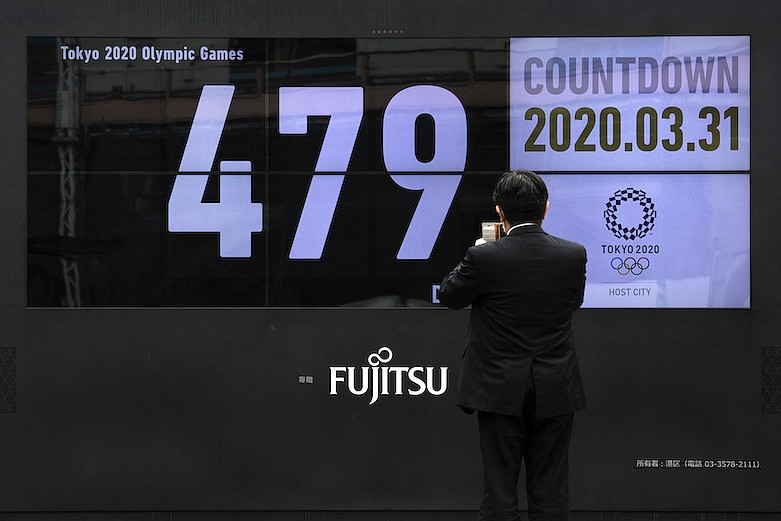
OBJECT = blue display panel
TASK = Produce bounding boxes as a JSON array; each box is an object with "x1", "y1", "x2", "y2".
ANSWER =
[
  {"x1": 541, "y1": 173, "x2": 749, "y2": 308},
  {"x1": 509, "y1": 36, "x2": 750, "y2": 308},
  {"x1": 510, "y1": 36, "x2": 750, "y2": 171}
]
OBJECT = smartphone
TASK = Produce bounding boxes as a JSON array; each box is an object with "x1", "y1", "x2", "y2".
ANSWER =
[{"x1": 481, "y1": 222, "x2": 503, "y2": 242}]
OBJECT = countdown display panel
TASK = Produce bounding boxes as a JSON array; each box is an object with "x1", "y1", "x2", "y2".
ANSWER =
[{"x1": 27, "y1": 36, "x2": 749, "y2": 308}]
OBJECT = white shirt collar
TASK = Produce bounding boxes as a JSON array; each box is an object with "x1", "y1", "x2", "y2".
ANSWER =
[{"x1": 505, "y1": 222, "x2": 537, "y2": 235}]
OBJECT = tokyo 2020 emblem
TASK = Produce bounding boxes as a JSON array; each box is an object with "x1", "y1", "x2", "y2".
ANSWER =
[{"x1": 604, "y1": 188, "x2": 656, "y2": 240}]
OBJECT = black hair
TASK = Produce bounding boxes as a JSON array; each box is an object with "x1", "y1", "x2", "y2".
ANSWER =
[{"x1": 492, "y1": 169, "x2": 548, "y2": 225}]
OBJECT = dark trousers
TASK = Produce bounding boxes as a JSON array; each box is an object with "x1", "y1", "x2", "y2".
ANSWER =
[{"x1": 477, "y1": 402, "x2": 574, "y2": 521}]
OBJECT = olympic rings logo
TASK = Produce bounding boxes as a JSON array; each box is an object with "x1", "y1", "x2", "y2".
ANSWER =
[{"x1": 611, "y1": 257, "x2": 650, "y2": 276}]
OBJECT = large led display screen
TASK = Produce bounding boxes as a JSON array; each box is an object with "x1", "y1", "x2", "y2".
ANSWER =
[{"x1": 27, "y1": 36, "x2": 749, "y2": 307}]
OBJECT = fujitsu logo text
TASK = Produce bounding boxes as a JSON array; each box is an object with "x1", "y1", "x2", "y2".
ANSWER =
[{"x1": 329, "y1": 347, "x2": 448, "y2": 405}]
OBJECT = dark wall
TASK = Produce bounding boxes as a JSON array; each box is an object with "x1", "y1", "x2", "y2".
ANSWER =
[{"x1": 2, "y1": 0, "x2": 781, "y2": 513}]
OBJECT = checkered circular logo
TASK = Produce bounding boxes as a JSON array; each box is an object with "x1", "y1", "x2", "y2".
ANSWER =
[{"x1": 604, "y1": 188, "x2": 656, "y2": 240}]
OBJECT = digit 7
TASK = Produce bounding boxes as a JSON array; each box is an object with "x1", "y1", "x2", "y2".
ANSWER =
[{"x1": 279, "y1": 87, "x2": 364, "y2": 259}]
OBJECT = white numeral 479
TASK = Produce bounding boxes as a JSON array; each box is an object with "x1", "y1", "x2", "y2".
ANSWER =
[{"x1": 168, "y1": 84, "x2": 467, "y2": 259}]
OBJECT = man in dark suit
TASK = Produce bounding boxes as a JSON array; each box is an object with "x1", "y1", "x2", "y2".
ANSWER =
[{"x1": 439, "y1": 169, "x2": 587, "y2": 521}]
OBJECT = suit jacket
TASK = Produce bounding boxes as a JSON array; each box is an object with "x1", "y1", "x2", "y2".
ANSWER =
[{"x1": 439, "y1": 224, "x2": 587, "y2": 418}]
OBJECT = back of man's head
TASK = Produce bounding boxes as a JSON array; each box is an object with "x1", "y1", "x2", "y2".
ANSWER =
[{"x1": 492, "y1": 169, "x2": 548, "y2": 225}]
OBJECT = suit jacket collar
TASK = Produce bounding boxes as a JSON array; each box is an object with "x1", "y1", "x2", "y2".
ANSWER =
[{"x1": 507, "y1": 223, "x2": 545, "y2": 236}]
